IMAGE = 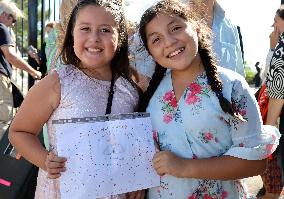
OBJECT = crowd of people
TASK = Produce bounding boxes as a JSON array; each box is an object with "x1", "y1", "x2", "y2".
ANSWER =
[{"x1": 0, "y1": 0, "x2": 283, "y2": 198}]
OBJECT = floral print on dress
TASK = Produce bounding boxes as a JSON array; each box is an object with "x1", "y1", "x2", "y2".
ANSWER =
[
  {"x1": 230, "y1": 93, "x2": 248, "y2": 131},
  {"x1": 184, "y1": 80, "x2": 211, "y2": 115},
  {"x1": 188, "y1": 180, "x2": 228, "y2": 199},
  {"x1": 233, "y1": 180, "x2": 247, "y2": 199},
  {"x1": 198, "y1": 130, "x2": 219, "y2": 144},
  {"x1": 160, "y1": 90, "x2": 182, "y2": 124},
  {"x1": 147, "y1": 68, "x2": 280, "y2": 199}
]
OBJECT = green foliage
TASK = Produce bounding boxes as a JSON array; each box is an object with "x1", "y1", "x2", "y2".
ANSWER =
[{"x1": 244, "y1": 65, "x2": 256, "y2": 85}]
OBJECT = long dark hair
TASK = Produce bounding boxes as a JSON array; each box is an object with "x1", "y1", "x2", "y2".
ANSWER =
[
  {"x1": 60, "y1": 0, "x2": 131, "y2": 79},
  {"x1": 138, "y1": 0, "x2": 242, "y2": 120}
]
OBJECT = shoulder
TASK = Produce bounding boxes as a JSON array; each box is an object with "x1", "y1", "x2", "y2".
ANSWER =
[
  {"x1": 0, "y1": 23, "x2": 11, "y2": 38},
  {"x1": 118, "y1": 75, "x2": 138, "y2": 91},
  {"x1": 0, "y1": 23, "x2": 9, "y2": 32},
  {"x1": 117, "y1": 75, "x2": 140, "y2": 98},
  {"x1": 28, "y1": 71, "x2": 61, "y2": 110},
  {"x1": 0, "y1": 23, "x2": 13, "y2": 47},
  {"x1": 53, "y1": 64, "x2": 75, "y2": 78},
  {"x1": 217, "y1": 66, "x2": 247, "y2": 87}
]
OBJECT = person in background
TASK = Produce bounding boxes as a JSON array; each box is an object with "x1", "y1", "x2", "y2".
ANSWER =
[
  {"x1": 28, "y1": 22, "x2": 57, "y2": 75},
  {"x1": 257, "y1": 6, "x2": 284, "y2": 199},
  {"x1": 49, "y1": 0, "x2": 78, "y2": 72},
  {"x1": 254, "y1": 62, "x2": 261, "y2": 88},
  {"x1": 138, "y1": 0, "x2": 280, "y2": 198},
  {"x1": 261, "y1": 6, "x2": 284, "y2": 84},
  {"x1": 43, "y1": 21, "x2": 56, "y2": 72},
  {"x1": 188, "y1": 0, "x2": 245, "y2": 76},
  {"x1": 0, "y1": 0, "x2": 41, "y2": 140}
]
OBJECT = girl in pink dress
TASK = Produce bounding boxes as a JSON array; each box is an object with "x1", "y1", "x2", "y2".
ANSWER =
[{"x1": 9, "y1": 1, "x2": 144, "y2": 198}]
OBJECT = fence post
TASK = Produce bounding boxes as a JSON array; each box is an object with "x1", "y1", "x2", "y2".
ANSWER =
[{"x1": 28, "y1": 0, "x2": 38, "y2": 89}]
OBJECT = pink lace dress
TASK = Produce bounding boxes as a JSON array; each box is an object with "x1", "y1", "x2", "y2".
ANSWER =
[{"x1": 34, "y1": 65, "x2": 139, "y2": 199}]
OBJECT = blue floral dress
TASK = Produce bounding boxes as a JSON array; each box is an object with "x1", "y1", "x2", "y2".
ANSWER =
[{"x1": 147, "y1": 67, "x2": 280, "y2": 199}]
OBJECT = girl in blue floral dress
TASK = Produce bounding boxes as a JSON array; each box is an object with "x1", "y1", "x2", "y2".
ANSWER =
[{"x1": 138, "y1": 0, "x2": 281, "y2": 198}]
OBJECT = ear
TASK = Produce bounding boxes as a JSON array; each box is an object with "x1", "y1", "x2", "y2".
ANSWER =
[{"x1": 1, "y1": 11, "x2": 7, "y2": 18}]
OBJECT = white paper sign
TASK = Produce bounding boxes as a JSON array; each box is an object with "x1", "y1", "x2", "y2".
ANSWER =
[{"x1": 53, "y1": 113, "x2": 160, "y2": 199}]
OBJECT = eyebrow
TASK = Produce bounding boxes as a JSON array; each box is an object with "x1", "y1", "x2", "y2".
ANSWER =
[
  {"x1": 147, "y1": 19, "x2": 178, "y2": 38},
  {"x1": 77, "y1": 22, "x2": 115, "y2": 27}
]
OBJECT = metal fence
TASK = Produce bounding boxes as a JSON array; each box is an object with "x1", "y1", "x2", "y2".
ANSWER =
[{"x1": 13, "y1": 0, "x2": 61, "y2": 93}]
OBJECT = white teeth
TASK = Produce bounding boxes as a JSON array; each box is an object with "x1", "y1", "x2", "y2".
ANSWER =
[
  {"x1": 168, "y1": 48, "x2": 184, "y2": 58},
  {"x1": 87, "y1": 48, "x2": 102, "y2": 52}
]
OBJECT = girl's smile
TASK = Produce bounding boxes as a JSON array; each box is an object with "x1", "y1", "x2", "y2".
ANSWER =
[
  {"x1": 166, "y1": 47, "x2": 185, "y2": 59},
  {"x1": 73, "y1": 5, "x2": 119, "y2": 79},
  {"x1": 145, "y1": 13, "x2": 199, "y2": 72}
]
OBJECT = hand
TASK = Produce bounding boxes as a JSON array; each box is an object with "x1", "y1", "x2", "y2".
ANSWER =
[
  {"x1": 45, "y1": 152, "x2": 67, "y2": 179},
  {"x1": 153, "y1": 151, "x2": 187, "y2": 177},
  {"x1": 270, "y1": 29, "x2": 280, "y2": 49},
  {"x1": 28, "y1": 51, "x2": 38, "y2": 60},
  {"x1": 126, "y1": 190, "x2": 145, "y2": 199},
  {"x1": 32, "y1": 70, "x2": 42, "y2": 80}
]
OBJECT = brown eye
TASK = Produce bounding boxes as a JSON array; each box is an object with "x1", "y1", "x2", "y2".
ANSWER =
[
  {"x1": 152, "y1": 37, "x2": 160, "y2": 44},
  {"x1": 80, "y1": 27, "x2": 90, "y2": 32},
  {"x1": 172, "y1": 26, "x2": 181, "y2": 32},
  {"x1": 101, "y1": 28, "x2": 111, "y2": 33}
]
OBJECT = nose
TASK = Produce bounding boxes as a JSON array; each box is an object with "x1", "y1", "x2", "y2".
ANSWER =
[
  {"x1": 164, "y1": 33, "x2": 177, "y2": 48},
  {"x1": 90, "y1": 31, "x2": 101, "y2": 43}
]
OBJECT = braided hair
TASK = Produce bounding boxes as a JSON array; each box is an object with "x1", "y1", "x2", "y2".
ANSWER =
[{"x1": 138, "y1": 0, "x2": 244, "y2": 121}]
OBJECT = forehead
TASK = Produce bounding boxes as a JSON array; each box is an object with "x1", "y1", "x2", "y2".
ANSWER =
[
  {"x1": 146, "y1": 13, "x2": 187, "y2": 33},
  {"x1": 76, "y1": 5, "x2": 117, "y2": 26}
]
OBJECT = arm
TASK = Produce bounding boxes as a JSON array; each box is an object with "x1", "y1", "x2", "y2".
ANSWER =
[
  {"x1": 8, "y1": 72, "x2": 60, "y2": 171},
  {"x1": 262, "y1": 49, "x2": 274, "y2": 84},
  {"x1": 154, "y1": 76, "x2": 279, "y2": 180},
  {"x1": 266, "y1": 98, "x2": 284, "y2": 126},
  {"x1": 0, "y1": 45, "x2": 41, "y2": 78},
  {"x1": 262, "y1": 30, "x2": 280, "y2": 83},
  {"x1": 153, "y1": 151, "x2": 266, "y2": 180}
]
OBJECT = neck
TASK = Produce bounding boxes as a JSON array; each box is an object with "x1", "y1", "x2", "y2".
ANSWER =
[
  {"x1": 80, "y1": 65, "x2": 113, "y2": 81},
  {"x1": 171, "y1": 54, "x2": 204, "y2": 85}
]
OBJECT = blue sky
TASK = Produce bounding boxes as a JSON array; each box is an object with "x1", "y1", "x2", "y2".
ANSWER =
[{"x1": 124, "y1": 0, "x2": 281, "y2": 70}]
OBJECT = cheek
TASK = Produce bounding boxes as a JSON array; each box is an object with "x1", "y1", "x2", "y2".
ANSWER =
[
  {"x1": 188, "y1": 32, "x2": 199, "y2": 52},
  {"x1": 109, "y1": 34, "x2": 119, "y2": 51},
  {"x1": 73, "y1": 35, "x2": 85, "y2": 57},
  {"x1": 147, "y1": 42, "x2": 162, "y2": 59},
  {"x1": 279, "y1": 21, "x2": 284, "y2": 31},
  {"x1": 148, "y1": 47, "x2": 160, "y2": 61}
]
